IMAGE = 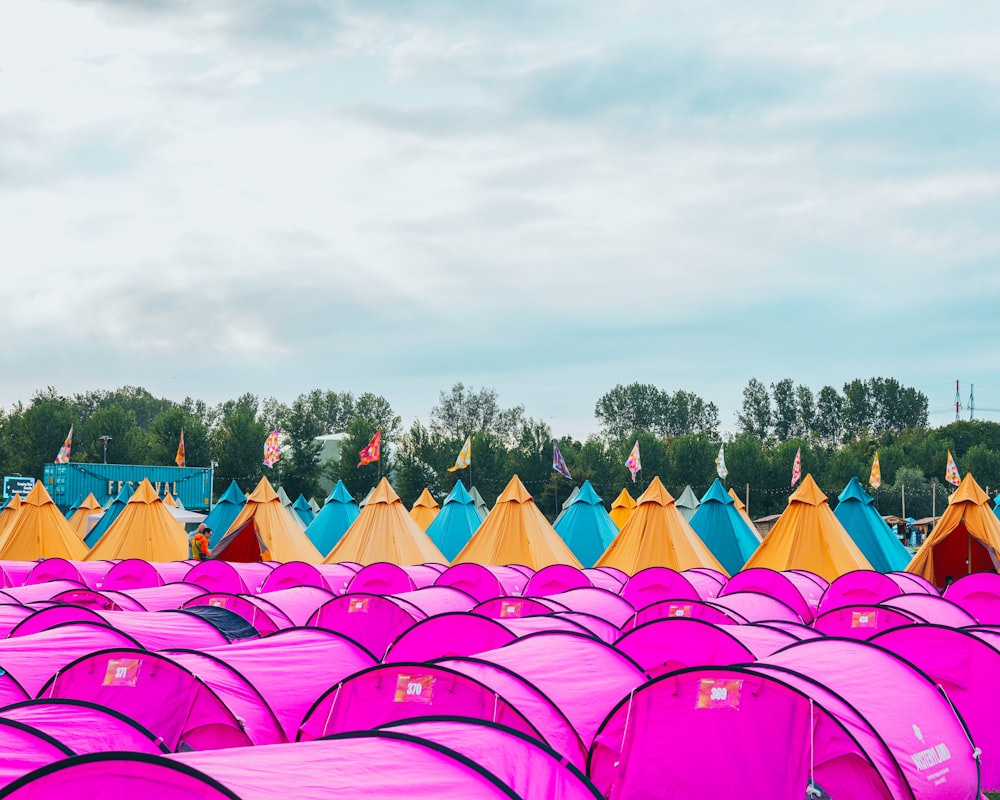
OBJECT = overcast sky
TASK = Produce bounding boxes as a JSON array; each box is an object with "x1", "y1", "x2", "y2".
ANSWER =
[{"x1": 3, "y1": 1, "x2": 999, "y2": 438}]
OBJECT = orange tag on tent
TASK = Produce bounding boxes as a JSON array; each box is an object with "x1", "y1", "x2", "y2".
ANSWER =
[
  {"x1": 696, "y1": 678, "x2": 742, "y2": 710},
  {"x1": 851, "y1": 611, "x2": 877, "y2": 628},
  {"x1": 103, "y1": 658, "x2": 141, "y2": 687},
  {"x1": 209, "y1": 597, "x2": 227, "y2": 608},
  {"x1": 668, "y1": 604, "x2": 692, "y2": 618},
  {"x1": 500, "y1": 601, "x2": 523, "y2": 618},
  {"x1": 394, "y1": 674, "x2": 435, "y2": 704},
  {"x1": 348, "y1": 598, "x2": 370, "y2": 614}
]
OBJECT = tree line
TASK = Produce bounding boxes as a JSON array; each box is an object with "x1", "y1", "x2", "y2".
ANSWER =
[{"x1": 0, "y1": 379, "x2": 995, "y2": 520}]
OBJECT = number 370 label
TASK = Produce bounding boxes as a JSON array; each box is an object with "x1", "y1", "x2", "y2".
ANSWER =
[
  {"x1": 394, "y1": 674, "x2": 435, "y2": 705},
  {"x1": 696, "y1": 678, "x2": 743, "y2": 710}
]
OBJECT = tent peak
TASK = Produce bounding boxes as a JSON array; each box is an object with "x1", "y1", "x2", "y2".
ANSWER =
[
  {"x1": 789, "y1": 474, "x2": 828, "y2": 507},
  {"x1": 635, "y1": 476, "x2": 675, "y2": 508}
]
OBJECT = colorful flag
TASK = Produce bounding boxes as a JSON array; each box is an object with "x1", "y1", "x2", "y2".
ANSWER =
[
  {"x1": 357, "y1": 430, "x2": 382, "y2": 467},
  {"x1": 790, "y1": 447, "x2": 802, "y2": 487},
  {"x1": 625, "y1": 440, "x2": 641, "y2": 483},
  {"x1": 263, "y1": 429, "x2": 280, "y2": 468},
  {"x1": 447, "y1": 436, "x2": 472, "y2": 472},
  {"x1": 552, "y1": 442, "x2": 572, "y2": 479},
  {"x1": 869, "y1": 451, "x2": 881, "y2": 489},
  {"x1": 945, "y1": 450, "x2": 961, "y2": 487},
  {"x1": 54, "y1": 426, "x2": 73, "y2": 464},
  {"x1": 175, "y1": 429, "x2": 186, "y2": 468},
  {"x1": 715, "y1": 444, "x2": 728, "y2": 480}
]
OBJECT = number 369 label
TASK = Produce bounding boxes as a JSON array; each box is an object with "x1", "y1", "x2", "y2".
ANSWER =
[{"x1": 696, "y1": 678, "x2": 743, "y2": 710}]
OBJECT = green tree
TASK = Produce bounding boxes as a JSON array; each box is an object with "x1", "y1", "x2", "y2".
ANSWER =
[
  {"x1": 737, "y1": 379, "x2": 772, "y2": 441},
  {"x1": 331, "y1": 393, "x2": 402, "y2": 501},
  {"x1": 211, "y1": 394, "x2": 270, "y2": 492},
  {"x1": 148, "y1": 401, "x2": 211, "y2": 468},
  {"x1": 3, "y1": 390, "x2": 76, "y2": 478},
  {"x1": 77, "y1": 405, "x2": 144, "y2": 465},
  {"x1": 430, "y1": 383, "x2": 524, "y2": 446},
  {"x1": 814, "y1": 386, "x2": 844, "y2": 446},
  {"x1": 771, "y1": 379, "x2": 797, "y2": 442}
]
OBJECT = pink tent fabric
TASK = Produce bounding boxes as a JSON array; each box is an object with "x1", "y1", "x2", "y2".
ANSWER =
[
  {"x1": 581, "y1": 568, "x2": 625, "y2": 593},
  {"x1": 0, "y1": 623, "x2": 142, "y2": 697},
  {"x1": 811, "y1": 605, "x2": 920, "y2": 638},
  {"x1": 0, "y1": 605, "x2": 41, "y2": 637},
  {"x1": 758, "y1": 637, "x2": 982, "y2": 800},
  {"x1": 433, "y1": 563, "x2": 526, "y2": 602},
  {"x1": 531, "y1": 587, "x2": 634, "y2": 627},
  {"x1": 709, "y1": 591, "x2": 803, "y2": 623},
  {"x1": 347, "y1": 562, "x2": 416, "y2": 595},
  {"x1": 1, "y1": 733, "x2": 526, "y2": 800},
  {"x1": 313, "y1": 563, "x2": 361, "y2": 594},
  {"x1": 552, "y1": 612, "x2": 621, "y2": 643},
  {"x1": 889, "y1": 571, "x2": 939, "y2": 594},
  {"x1": 97, "y1": 610, "x2": 231, "y2": 650},
  {"x1": 112, "y1": 582, "x2": 206, "y2": 611},
  {"x1": 390, "y1": 586, "x2": 478, "y2": 618},
  {"x1": 49, "y1": 587, "x2": 144, "y2": 612},
  {"x1": 499, "y1": 616, "x2": 596, "y2": 638},
  {"x1": 0, "y1": 561, "x2": 34, "y2": 587},
  {"x1": 385, "y1": 614, "x2": 517, "y2": 662},
  {"x1": 251, "y1": 585, "x2": 335, "y2": 626},
  {"x1": 872, "y1": 624, "x2": 1000, "y2": 791},
  {"x1": 297, "y1": 662, "x2": 544, "y2": 747},
  {"x1": 817, "y1": 570, "x2": 904, "y2": 615},
  {"x1": 0, "y1": 719, "x2": 73, "y2": 787},
  {"x1": 879, "y1": 594, "x2": 977, "y2": 627},
  {"x1": 590, "y1": 665, "x2": 900, "y2": 800},
  {"x1": 0, "y1": 698, "x2": 167, "y2": 754},
  {"x1": 42, "y1": 648, "x2": 257, "y2": 751},
  {"x1": 619, "y1": 599, "x2": 745, "y2": 632},
  {"x1": 99, "y1": 559, "x2": 167, "y2": 590},
  {"x1": 721, "y1": 568, "x2": 820, "y2": 622},
  {"x1": 523, "y1": 564, "x2": 590, "y2": 596},
  {"x1": 440, "y1": 632, "x2": 647, "y2": 748},
  {"x1": 618, "y1": 567, "x2": 700, "y2": 610},
  {"x1": 185, "y1": 561, "x2": 255, "y2": 595},
  {"x1": 378, "y1": 718, "x2": 604, "y2": 800},
  {"x1": 943, "y1": 572, "x2": 1000, "y2": 623},
  {"x1": 24, "y1": 559, "x2": 106, "y2": 587},
  {"x1": 307, "y1": 594, "x2": 423, "y2": 659},
  {"x1": 10, "y1": 605, "x2": 107, "y2": 637},
  {"x1": 615, "y1": 618, "x2": 755, "y2": 676},
  {"x1": 189, "y1": 628, "x2": 377, "y2": 741},
  {"x1": 182, "y1": 593, "x2": 283, "y2": 636},
  {"x1": 401, "y1": 564, "x2": 443, "y2": 587},
  {"x1": 258, "y1": 562, "x2": 326, "y2": 593},
  {"x1": 1, "y1": 580, "x2": 86, "y2": 605},
  {"x1": 472, "y1": 596, "x2": 568, "y2": 619}
]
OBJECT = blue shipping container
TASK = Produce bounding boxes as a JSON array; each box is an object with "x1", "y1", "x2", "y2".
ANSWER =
[{"x1": 42, "y1": 462, "x2": 214, "y2": 512}]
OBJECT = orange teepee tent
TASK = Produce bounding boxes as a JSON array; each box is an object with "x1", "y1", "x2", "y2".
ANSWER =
[
  {"x1": 907, "y1": 473, "x2": 1000, "y2": 589},
  {"x1": 741, "y1": 474, "x2": 871, "y2": 581},
  {"x1": 0, "y1": 483, "x2": 88, "y2": 561},
  {"x1": 213, "y1": 477, "x2": 324, "y2": 563},
  {"x1": 325, "y1": 478, "x2": 446, "y2": 566},
  {"x1": 409, "y1": 488, "x2": 441, "y2": 531},
  {"x1": 451, "y1": 475, "x2": 583, "y2": 570},
  {"x1": 609, "y1": 488, "x2": 636, "y2": 530},
  {"x1": 0, "y1": 494, "x2": 23, "y2": 539},
  {"x1": 66, "y1": 493, "x2": 103, "y2": 538},
  {"x1": 85, "y1": 479, "x2": 188, "y2": 561},
  {"x1": 595, "y1": 477, "x2": 727, "y2": 576}
]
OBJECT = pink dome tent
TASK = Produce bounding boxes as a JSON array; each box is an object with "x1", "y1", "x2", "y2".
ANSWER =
[
  {"x1": 258, "y1": 562, "x2": 327, "y2": 593},
  {"x1": 384, "y1": 613, "x2": 518, "y2": 662},
  {"x1": 0, "y1": 719, "x2": 73, "y2": 788},
  {"x1": 24, "y1": 559, "x2": 110, "y2": 588},
  {"x1": 433, "y1": 563, "x2": 527, "y2": 602},
  {"x1": 307, "y1": 594, "x2": 424, "y2": 659},
  {"x1": 186, "y1": 561, "x2": 275, "y2": 596},
  {"x1": 817, "y1": 570, "x2": 904, "y2": 615},
  {"x1": 49, "y1": 587, "x2": 146, "y2": 612},
  {"x1": 378, "y1": 718, "x2": 604, "y2": 800},
  {"x1": 0, "y1": 605, "x2": 49, "y2": 637},
  {"x1": 618, "y1": 567, "x2": 699, "y2": 610},
  {"x1": 99, "y1": 560, "x2": 167, "y2": 591},
  {"x1": 390, "y1": 586, "x2": 479, "y2": 618},
  {"x1": 0, "y1": 580, "x2": 86, "y2": 605},
  {"x1": 879, "y1": 594, "x2": 977, "y2": 627},
  {"x1": 720, "y1": 568, "x2": 821, "y2": 623},
  {"x1": 108, "y1": 583, "x2": 206, "y2": 611},
  {"x1": 538, "y1": 587, "x2": 635, "y2": 627},
  {"x1": 0, "y1": 698, "x2": 168, "y2": 755},
  {"x1": 523, "y1": 564, "x2": 590, "y2": 597},
  {"x1": 552, "y1": 612, "x2": 621, "y2": 643},
  {"x1": 943, "y1": 572, "x2": 1000, "y2": 623},
  {"x1": 246, "y1": 585, "x2": 335, "y2": 627},
  {"x1": 3, "y1": 733, "x2": 536, "y2": 800},
  {"x1": 708, "y1": 591, "x2": 803, "y2": 623},
  {"x1": 889, "y1": 571, "x2": 938, "y2": 594},
  {"x1": 182, "y1": 593, "x2": 285, "y2": 636},
  {"x1": 618, "y1": 599, "x2": 744, "y2": 632},
  {"x1": 871, "y1": 624, "x2": 1000, "y2": 792},
  {"x1": 581, "y1": 568, "x2": 625, "y2": 593},
  {"x1": 346, "y1": 562, "x2": 416, "y2": 595},
  {"x1": 472, "y1": 596, "x2": 568, "y2": 619},
  {"x1": 811, "y1": 604, "x2": 920, "y2": 638},
  {"x1": 589, "y1": 664, "x2": 907, "y2": 800}
]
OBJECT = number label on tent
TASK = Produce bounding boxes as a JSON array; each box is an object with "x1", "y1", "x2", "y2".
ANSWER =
[
  {"x1": 103, "y1": 658, "x2": 141, "y2": 687},
  {"x1": 500, "y1": 601, "x2": 523, "y2": 618},
  {"x1": 209, "y1": 597, "x2": 228, "y2": 608},
  {"x1": 668, "y1": 604, "x2": 692, "y2": 618},
  {"x1": 696, "y1": 678, "x2": 742, "y2": 710},
  {"x1": 348, "y1": 598, "x2": 370, "y2": 614},
  {"x1": 394, "y1": 674, "x2": 435, "y2": 705},
  {"x1": 851, "y1": 611, "x2": 877, "y2": 628}
]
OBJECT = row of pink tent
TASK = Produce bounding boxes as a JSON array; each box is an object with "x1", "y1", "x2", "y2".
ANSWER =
[{"x1": 0, "y1": 564, "x2": 997, "y2": 797}]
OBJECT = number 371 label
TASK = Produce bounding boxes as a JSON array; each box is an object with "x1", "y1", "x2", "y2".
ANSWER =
[
  {"x1": 696, "y1": 678, "x2": 743, "y2": 710},
  {"x1": 394, "y1": 674, "x2": 435, "y2": 705}
]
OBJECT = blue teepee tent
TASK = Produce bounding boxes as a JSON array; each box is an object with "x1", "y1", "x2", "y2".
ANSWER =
[
  {"x1": 688, "y1": 478, "x2": 760, "y2": 575},
  {"x1": 426, "y1": 481, "x2": 484, "y2": 561},
  {"x1": 202, "y1": 481, "x2": 247, "y2": 548},
  {"x1": 83, "y1": 483, "x2": 134, "y2": 548},
  {"x1": 304, "y1": 480, "x2": 360, "y2": 557},
  {"x1": 292, "y1": 494, "x2": 316, "y2": 529},
  {"x1": 553, "y1": 480, "x2": 618, "y2": 568},
  {"x1": 833, "y1": 476, "x2": 911, "y2": 572}
]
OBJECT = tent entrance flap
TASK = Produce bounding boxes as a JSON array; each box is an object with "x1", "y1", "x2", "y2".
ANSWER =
[
  {"x1": 213, "y1": 521, "x2": 265, "y2": 563},
  {"x1": 932, "y1": 521, "x2": 995, "y2": 582}
]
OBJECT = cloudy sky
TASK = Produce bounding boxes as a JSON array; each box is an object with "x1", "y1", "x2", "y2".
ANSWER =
[{"x1": 3, "y1": 1, "x2": 999, "y2": 438}]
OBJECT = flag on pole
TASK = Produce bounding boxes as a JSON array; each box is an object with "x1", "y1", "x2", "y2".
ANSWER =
[
  {"x1": 625, "y1": 440, "x2": 641, "y2": 483},
  {"x1": 790, "y1": 447, "x2": 802, "y2": 487},
  {"x1": 263, "y1": 429, "x2": 280, "y2": 468},
  {"x1": 552, "y1": 442, "x2": 572, "y2": 479},
  {"x1": 715, "y1": 444, "x2": 728, "y2": 480},
  {"x1": 869, "y1": 451, "x2": 881, "y2": 489},
  {"x1": 357, "y1": 431, "x2": 381, "y2": 467},
  {"x1": 447, "y1": 436, "x2": 472, "y2": 472},
  {"x1": 945, "y1": 450, "x2": 961, "y2": 487},
  {"x1": 54, "y1": 427, "x2": 73, "y2": 464},
  {"x1": 175, "y1": 430, "x2": 186, "y2": 467}
]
